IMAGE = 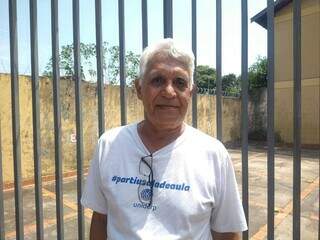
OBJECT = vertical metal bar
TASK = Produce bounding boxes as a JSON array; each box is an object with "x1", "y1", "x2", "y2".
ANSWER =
[
  {"x1": 9, "y1": 0, "x2": 24, "y2": 238},
  {"x1": 267, "y1": 0, "x2": 275, "y2": 239},
  {"x1": 163, "y1": 0, "x2": 173, "y2": 38},
  {"x1": 73, "y1": 0, "x2": 85, "y2": 239},
  {"x1": 29, "y1": 0, "x2": 44, "y2": 239},
  {"x1": 141, "y1": 0, "x2": 148, "y2": 49},
  {"x1": 216, "y1": 0, "x2": 222, "y2": 140},
  {"x1": 0, "y1": 119, "x2": 5, "y2": 239},
  {"x1": 95, "y1": 0, "x2": 105, "y2": 136},
  {"x1": 241, "y1": 0, "x2": 249, "y2": 239},
  {"x1": 191, "y1": 0, "x2": 197, "y2": 128},
  {"x1": 51, "y1": 0, "x2": 64, "y2": 238},
  {"x1": 293, "y1": 0, "x2": 301, "y2": 239},
  {"x1": 118, "y1": 0, "x2": 127, "y2": 125}
]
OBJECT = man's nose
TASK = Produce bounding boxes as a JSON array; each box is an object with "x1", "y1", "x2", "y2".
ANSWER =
[{"x1": 162, "y1": 83, "x2": 176, "y2": 98}]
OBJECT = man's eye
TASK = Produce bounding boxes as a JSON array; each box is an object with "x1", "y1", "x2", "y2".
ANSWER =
[
  {"x1": 151, "y1": 76, "x2": 164, "y2": 86},
  {"x1": 174, "y1": 77, "x2": 188, "y2": 90}
]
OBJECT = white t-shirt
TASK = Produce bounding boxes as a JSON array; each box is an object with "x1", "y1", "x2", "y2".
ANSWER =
[{"x1": 81, "y1": 123, "x2": 247, "y2": 239}]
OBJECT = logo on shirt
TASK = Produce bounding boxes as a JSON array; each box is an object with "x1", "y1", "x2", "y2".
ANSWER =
[
  {"x1": 111, "y1": 175, "x2": 191, "y2": 192},
  {"x1": 133, "y1": 201, "x2": 157, "y2": 211},
  {"x1": 140, "y1": 188, "x2": 152, "y2": 201},
  {"x1": 111, "y1": 175, "x2": 191, "y2": 212}
]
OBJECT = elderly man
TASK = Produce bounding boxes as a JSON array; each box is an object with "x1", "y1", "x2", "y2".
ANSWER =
[{"x1": 81, "y1": 38, "x2": 247, "y2": 239}]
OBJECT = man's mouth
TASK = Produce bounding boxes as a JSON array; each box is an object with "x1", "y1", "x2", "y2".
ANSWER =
[{"x1": 156, "y1": 104, "x2": 179, "y2": 109}]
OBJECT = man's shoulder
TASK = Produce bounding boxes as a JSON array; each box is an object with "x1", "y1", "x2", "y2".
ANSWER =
[
  {"x1": 185, "y1": 125, "x2": 224, "y2": 148},
  {"x1": 98, "y1": 123, "x2": 137, "y2": 145},
  {"x1": 184, "y1": 124, "x2": 229, "y2": 159}
]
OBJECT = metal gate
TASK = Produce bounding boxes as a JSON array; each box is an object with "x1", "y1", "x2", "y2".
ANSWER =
[{"x1": 0, "y1": 0, "x2": 318, "y2": 239}]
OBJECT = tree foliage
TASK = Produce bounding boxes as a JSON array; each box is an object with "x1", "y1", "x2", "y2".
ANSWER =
[
  {"x1": 248, "y1": 56, "x2": 267, "y2": 91},
  {"x1": 43, "y1": 42, "x2": 140, "y2": 85},
  {"x1": 43, "y1": 44, "x2": 267, "y2": 94},
  {"x1": 195, "y1": 65, "x2": 216, "y2": 90},
  {"x1": 222, "y1": 73, "x2": 240, "y2": 96},
  {"x1": 195, "y1": 65, "x2": 241, "y2": 96},
  {"x1": 195, "y1": 56, "x2": 267, "y2": 96}
]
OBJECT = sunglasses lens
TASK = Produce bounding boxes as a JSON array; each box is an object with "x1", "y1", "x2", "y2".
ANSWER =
[{"x1": 138, "y1": 155, "x2": 153, "y2": 206}]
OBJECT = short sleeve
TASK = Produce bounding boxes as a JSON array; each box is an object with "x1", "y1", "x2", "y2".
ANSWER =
[
  {"x1": 81, "y1": 142, "x2": 108, "y2": 215},
  {"x1": 210, "y1": 152, "x2": 248, "y2": 233}
]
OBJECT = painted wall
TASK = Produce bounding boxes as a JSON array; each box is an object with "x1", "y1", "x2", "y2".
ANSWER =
[
  {"x1": 0, "y1": 74, "x2": 241, "y2": 183},
  {"x1": 274, "y1": 0, "x2": 320, "y2": 145}
]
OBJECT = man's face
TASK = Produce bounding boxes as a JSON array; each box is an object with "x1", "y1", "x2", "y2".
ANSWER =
[{"x1": 136, "y1": 56, "x2": 193, "y2": 130}]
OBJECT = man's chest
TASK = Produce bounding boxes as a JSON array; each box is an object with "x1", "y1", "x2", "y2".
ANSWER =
[{"x1": 100, "y1": 151, "x2": 216, "y2": 221}]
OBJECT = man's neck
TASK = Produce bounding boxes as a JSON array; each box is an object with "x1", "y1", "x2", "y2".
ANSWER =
[{"x1": 138, "y1": 120, "x2": 185, "y2": 153}]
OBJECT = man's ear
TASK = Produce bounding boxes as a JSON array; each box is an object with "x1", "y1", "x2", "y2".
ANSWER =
[
  {"x1": 190, "y1": 84, "x2": 197, "y2": 96},
  {"x1": 135, "y1": 78, "x2": 142, "y2": 100}
]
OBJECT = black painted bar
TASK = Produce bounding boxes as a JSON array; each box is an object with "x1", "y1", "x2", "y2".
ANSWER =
[
  {"x1": 51, "y1": 0, "x2": 64, "y2": 238},
  {"x1": 141, "y1": 0, "x2": 148, "y2": 49},
  {"x1": 191, "y1": 0, "x2": 197, "y2": 128},
  {"x1": 216, "y1": 0, "x2": 222, "y2": 140},
  {"x1": 163, "y1": 0, "x2": 173, "y2": 38},
  {"x1": 293, "y1": 0, "x2": 301, "y2": 239},
  {"x1": 267, "y1": 0, "x2": 275, "y2": 239},
  {"x1": 0, "y1": 120, "x2": 4, "y2": 239},
  {"x1": 118, "y1": 0, "x2": 127, "y2": 125},
  {"x1": 241, "y1": 0, "x2": 249, "y2": 239},
  {"x1": 9, "y1": 0, "x2": 24, "y2": 238},
  {"x1": 73, "y1": 0, "x2": 85, "y2": 239},
  {"x1": 29, "y1": 0, "x2": 44, "y2": 239},
  {"x1": 95, "y1": 0, "x2": 105, "y2": 136}
]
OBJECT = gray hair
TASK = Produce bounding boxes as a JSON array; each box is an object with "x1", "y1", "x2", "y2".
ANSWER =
[{"x1": 139, "y1": 38, "x2": 195, "y2": 85}]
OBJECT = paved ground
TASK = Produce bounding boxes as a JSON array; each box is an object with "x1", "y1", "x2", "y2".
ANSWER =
[{"x1": 1, "y1": 146, "x2": 319, "y2": 239}]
